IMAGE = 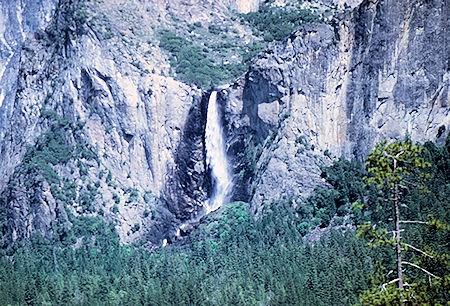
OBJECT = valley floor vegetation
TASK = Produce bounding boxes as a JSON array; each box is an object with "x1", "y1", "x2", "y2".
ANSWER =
[{"x1": 0, "y1": 136, "x2": 448, "y2": 305}]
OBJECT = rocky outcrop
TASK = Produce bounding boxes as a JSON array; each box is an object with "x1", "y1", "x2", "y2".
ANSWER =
[
  {"x1": 222, "y1": 0, "x2": 448, "y2": 212},
  {"x1": 0, "y1": 0, "x2": 58, "y2": 145},
  {"x1": 0, "y1": 0, "x2": 447, "y2": 246},
  {"x1": 144, "y1": 0, "x2": 260, "y2": 26},
  {"x1": 0, "y1": 0, "x2": 266, "y2": 246},
  {"x1": 0, "y1": 0, "x2": 209, "y2": 245}
]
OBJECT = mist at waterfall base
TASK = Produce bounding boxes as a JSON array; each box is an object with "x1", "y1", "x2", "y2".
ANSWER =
[{"x1": 204, "y1": 91, "x2": 233, "y2": 214}]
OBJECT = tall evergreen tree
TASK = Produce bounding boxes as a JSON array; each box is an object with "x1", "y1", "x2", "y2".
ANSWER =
[{"x1": 357, "y1": 138, "x2": 449, "y2": 304}]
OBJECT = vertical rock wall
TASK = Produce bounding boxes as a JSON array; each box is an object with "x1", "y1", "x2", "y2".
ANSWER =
[
  {"x1": 0, "y1": 0, "x2": 447, "y2": 245},
  {"x1": 0, "y1": 0, "x2": 209, "y2": 245},
  {"x1": 0, "y1": 0, "x2": 57, "y2": 144},
  {"x1": 221, "y1": 0, "x2": 449, "y2": 211}
]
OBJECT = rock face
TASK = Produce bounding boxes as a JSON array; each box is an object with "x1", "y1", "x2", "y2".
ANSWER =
[
  {"x1": 0, "y1": 0, "x2": 58, "y2": 144},
  {"x1": 235, "y1": 0, "x2": 262, "y2": 13},
  {"x1": 0, "y1": 0, "x2": 447, "y2": 246},
  {"x1": 0, "y1": 0, "x2": 267, "y2": 247},
  {"x1": 163, "y1": 93, "x2": 211, "y2": 221},
  {"x1": 0, "y1": 0, "x2": 212, "y2": 245},
  {"x1": 221, "y1": 0, "x2": 448, "y2": 212}
]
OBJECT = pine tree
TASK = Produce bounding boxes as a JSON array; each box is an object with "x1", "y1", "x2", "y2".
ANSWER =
[{"x1": 356, "y1": 138, "x2": 449, "y2": 304}]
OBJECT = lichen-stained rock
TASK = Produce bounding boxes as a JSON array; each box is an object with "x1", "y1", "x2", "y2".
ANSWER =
[{"x1": 221, "y1": 0, "x2": 448, "y2": 212}]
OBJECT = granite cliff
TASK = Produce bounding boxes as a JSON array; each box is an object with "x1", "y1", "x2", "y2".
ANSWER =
[
  {"x1": 0, "y1": 0, "x2": 447, "y2": 247},
  {"x1": 221, "y1": 0, "x2": 448, "y2": 212}
]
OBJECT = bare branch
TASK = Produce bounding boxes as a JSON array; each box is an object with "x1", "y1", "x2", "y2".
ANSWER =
[
  {"x1": 404, "y1": 244, "x2": 434, "y2": 259},
  {"x1": 399, "y1": 220, "x2": 427, "y2": 225},
  {"x1": 385, "y1": 230, "x2": 404, "y2": 235},
  {"x1": 383, "y1": 150, "x2": 405, "y2": 159},
  {"x1": 395, "y1": 150, "x2": 406, "y2": 158},
  {"x1": 402, "y1": 261, "x2": 441, "y2": 279},
  {"x1": 381, "y1": 278, "x2": 400, "y2": 291}
]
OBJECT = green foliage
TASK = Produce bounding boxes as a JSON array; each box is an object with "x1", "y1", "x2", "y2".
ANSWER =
[
  {"x1": 126, "y1": 189, "x2": 139, "y2": 203},
  {"x1": 79, "y1": 183, "x2": 100, "y2": 213},
  {"x1": 304, "y1": 188, "x2": 340, "y2": 227},
  {"x1": 0, "y1": 108, "x2": 105, "y2": 247},
  {"x1": 19, "y1": 110, "x2": 98, "y2": 188},
  {"x1": 208, "y1": 24, "x2": 222, "y2": 35},
  {"x1": 131, "y1": 223, "x2": 140, "y2": 233},
  {"x1": 187, "y1": 22, "x2": 202, "y2": 32},
  {"x1": 143, "y1": 191, "x2": 152, "y2": 203},
  {"x1": 357, "y1": 137, "x2": 449, "y2": 304},
  {"x1": 45, "y1": 0, "x2": 91, "y2": 48},
  {"x1": 159, "y1": 30, "x2": 247, "y2": 87},
  {"x1": 143, "y1": 209, "x2": 150, "y2": 218},
  {"x1": 300, "y1": 158, "x2": 366, "y2": 227},
  {"x1": 360, "y1": 263, "x2": 450, "y2": 305},
  {"x1": 240, "y1": 42, "x2": 265, "y2": 64},
  {"x1": 112, "y1": 192, "x2": 120, "y2": 204},
  {"x1": 364, "y1": 139, "x2": 430, "y2": 189},
  {"x1": 359, "y1": 138, "x2": 434, "y2": 248},
  {"x1": 240, "y1": 1, "x2": 321, "y2": 42},
  {"x1": 0, "y1": 201, "x2": 372, "y2": 305},
  {"x1": 1, "y1": 131, "x2": 448, "y2": 305},
  {"x1": 322, "y1": 157, "x2": 366, "y2": 205},
  {"x1": 106, "y1": 170, "x2": 113, "y2": 185}
]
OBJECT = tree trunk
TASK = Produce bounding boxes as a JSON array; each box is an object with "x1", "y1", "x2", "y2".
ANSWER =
[{"x1": 393, "y1": 160, "x2": 403, "y2": 290}]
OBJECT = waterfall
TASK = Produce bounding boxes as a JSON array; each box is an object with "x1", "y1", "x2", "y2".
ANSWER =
[{"x1": 204, "y1": 91, "x2": 233, "y2": 213}]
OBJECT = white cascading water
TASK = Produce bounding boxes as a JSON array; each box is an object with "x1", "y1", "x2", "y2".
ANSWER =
[{"x1": 204, "y1": 91, "x2": 233, "y2": 213}]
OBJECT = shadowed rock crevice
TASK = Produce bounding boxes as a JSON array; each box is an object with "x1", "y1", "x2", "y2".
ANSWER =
[
  {"x1": 163, "y1": 92, "x2": 211, "y2": 221},
  {"x1": 242, "y1": 69, "x2": 283, "y2": 142}
]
